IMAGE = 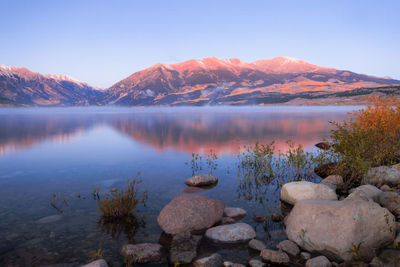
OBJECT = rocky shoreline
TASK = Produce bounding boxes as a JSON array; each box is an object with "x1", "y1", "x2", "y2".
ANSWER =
[{"x1": 77, "y1": 162, "x2": 399, "y2": 267}]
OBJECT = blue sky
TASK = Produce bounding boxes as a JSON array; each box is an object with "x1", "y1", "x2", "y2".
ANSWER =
[{"x1": 1, "y1": 0, "x2": 399, "y2": 87}]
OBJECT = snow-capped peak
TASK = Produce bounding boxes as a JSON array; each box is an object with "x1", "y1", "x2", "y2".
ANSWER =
[{"x1": 44, "y1": 73, "x2": 87, "y2": 86}]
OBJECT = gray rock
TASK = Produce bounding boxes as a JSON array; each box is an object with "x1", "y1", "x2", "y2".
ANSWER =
[
  {"x1": 157, "y1": 195, "x2": 224, "y2": 235},
  {"x1": 362, "y1": 166, "x2": 400, "y2": 186},
  {"x1": 80, "y1": 260, "x2": 108, "y2": 267},
  {"x1": 170, "y1": 231, "x2": 202, "y2": 264},
  {"x1": 260, "y1": 249, "x2": 290, "y2": 265},
  {"x1": 370, "y1": 257, "x2": 384, "y2": 267},
  {"x1": 380, "y1": 184, "x2": 392, "y2": 191},
  {"x1": 285, "y1": 199, "x2": 396, "y2": 261},
  {"x1": 276, "y1": 240, "x2": 300, "y2": 257},
  {"x1": 205, "y1": 223, "x2": 256, "y2": 244},
  {"x1": 193, "y1": 253, "x2": 223, "y2": 267},
  {"x1": 300, "y1": 252, "x2": 311, "y2": 261},
  {"x1": 347, "y1": 184, "x2": 382, "y2": 201},
  {"x1": 36, "y1": 215, "x2": 62, "y2": 224},
  {"x1": 306, "y1": 256, "x2": 331, "y2": 267},
  {"x1": 248, "y1": 239, "x2": 266, "y2": 251},
  {"x1": 372, "y1": 249, "x2": 400, "y2": 265},
  {"x1": 376, "y1": 191, "x2": 400, "y2": 220},
  {"x1": 185, "y1": 174, "x2": 218, "y2": 187},
  {"x1": 280, "y1": 181, "x2": 337, "y2": 205},
  {"x1": 121, "y1": 243, "x2": 165, "y2": 263},
  {"x1": 321, "y1": 175, "x2": 344, "y2": 186},
  {"x1": 357, "y1": 247, "x2": 376, "y2": 263},
  {"x1": 391, "y1": 163, "x2": 400, "y2": 171},
  {"x1": 223, "y1": 207, "x2": 247, "y2": 220},
  {"x1": 248, "y1": 259, "x2": 265, "y2": 267}
]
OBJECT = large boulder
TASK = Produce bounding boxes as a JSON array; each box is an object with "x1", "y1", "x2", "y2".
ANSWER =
[
  {"x1": 121, "y1": 243, "x2": 165, "y2": 264},
  {"x1": 376, "y1": 191, "x2": 400, "y2": 220},
  {"x1": 184, "y1": 174, "x2": 218, "y2": 187},
  {"x1": 169, "y1": 231, "x2": 202, "y2": 264},
  {"x1": 157, "y1": 195, "x2": 224, "y2": 235},
  {"x1": 205, "y1": 223, "x2": 256, "y2": 244},
  {"x1": 285, "y1": 199, "x2": 396, "y2": 261},
  {"x1": 362, "y1": 166, "x2": 400, "y2": 187},
  {"x1": 346, "y1": 184, "x2": 382, "y2": 201},
  {"x1": 280, "y1": 181, "x2": 337, "y2": 205}
]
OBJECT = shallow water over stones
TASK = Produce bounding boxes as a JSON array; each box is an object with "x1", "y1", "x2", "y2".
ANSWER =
[{"x1": 0, "y1": 106, "x2": 356, "y2": 266}]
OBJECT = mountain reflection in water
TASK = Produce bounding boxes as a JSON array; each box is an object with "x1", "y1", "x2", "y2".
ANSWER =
[{"x1": 0, "y1": 107, "x2": 355, "y2": 156}]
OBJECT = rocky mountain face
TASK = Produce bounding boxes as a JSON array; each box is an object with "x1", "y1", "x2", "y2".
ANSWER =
[
  {"x1": 102, "y1": 56, "x2": 400, "y2": 106},
  {"x1": 0, "y1": 65, "x2": 101, "y2": 106},
  {"x1": 1, "y1": 57, "x2": 399, "y2": 106}
]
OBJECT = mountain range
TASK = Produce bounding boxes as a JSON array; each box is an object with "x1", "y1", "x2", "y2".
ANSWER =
[{"x1": 1, "y1": 57, "x2": 400, "y2": 106}]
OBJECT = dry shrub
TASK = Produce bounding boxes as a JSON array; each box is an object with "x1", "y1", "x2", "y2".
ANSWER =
[{"x1": 330, "y1": 95, "x2": 400, "y2": 188}]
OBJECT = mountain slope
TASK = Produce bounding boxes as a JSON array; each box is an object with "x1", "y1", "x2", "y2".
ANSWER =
[
  {"x1": 0, "y1": 65, "x2": 102, "y2": 106},
  {"x1": 102, "y1": 56, "x2": 400, "y2": 106}
]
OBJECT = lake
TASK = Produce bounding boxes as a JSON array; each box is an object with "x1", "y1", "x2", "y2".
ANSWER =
[{"x1": 0, "y1": 106, "x2": 359, "y2": 266}]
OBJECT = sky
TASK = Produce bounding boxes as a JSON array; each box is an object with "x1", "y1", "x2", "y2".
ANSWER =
[{"x1": 1, "y1": 0, "x2": 399, "y2": 88}]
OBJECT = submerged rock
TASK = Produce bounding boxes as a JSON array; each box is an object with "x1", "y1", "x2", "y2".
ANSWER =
[
  {"x1": 183, "y1": 186, "x2": 205, "y2": 194},
  {"x1": 157, "y1": 195, "x2": 224, "y2": 235},
  {"x1": 193, "y1": 253, "x2": 223, "y2": 267},
  {"x1": 81, "y1": 259, "x2": 108, "y2": 267},
  {"x1": 270, "y1": 213, "x2": 283, "y2": 222},
  {"x1": 223, "y1": 207, "x2": 247, "y2": 220},
  {"x1": 121, "y1": 243, "x2": 165, "y2": 264},
  {"x1": 169, "y1": 231, "x2": 202, "y2": 264},
  {"x1": 248, "y1": 239, "x2": 266, "y2": 251},
  {"x1": 285, "y1": 199, "x2": 396, "y2": 261},
  {"x1": 205, "y1": 223, "x2": 256, "y2": 244},
  {"x1": 35, "y1": 215, "x2": 62, "y2": 224},
  {"x1": 280, "y1": 181, "x2": 337, "y2": 205},
  {"x1": 362, "y1": 166, "x2": 400, "y2": 186},
  {"x1": 184, "y1": 174, "x2": 218, "y2": 187},
  {"x1": 260, "y1": 249, "x2": 290, "y2": 265}
]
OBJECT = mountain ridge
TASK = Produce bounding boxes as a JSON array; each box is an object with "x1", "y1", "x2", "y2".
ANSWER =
[
  {"x1": 1, "y1": 57, "x2": 400, "y2": 106},
  {"x1": 102, "y1": 56, "x2": 400, "y2": 105}
]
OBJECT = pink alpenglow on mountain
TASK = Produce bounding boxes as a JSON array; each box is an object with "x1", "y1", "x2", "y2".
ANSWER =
[{"x1": 1, "y1": 57, "x2": 399, "y2": 106}]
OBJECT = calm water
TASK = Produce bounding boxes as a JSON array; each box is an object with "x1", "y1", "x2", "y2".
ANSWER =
[{"x1": 0, "y1": 106, "x2": 359, "y2": 266}]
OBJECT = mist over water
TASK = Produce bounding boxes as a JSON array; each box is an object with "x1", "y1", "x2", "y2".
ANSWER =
[{"x1": 0, "y1": 106, "x2": 360, "y2": 266}]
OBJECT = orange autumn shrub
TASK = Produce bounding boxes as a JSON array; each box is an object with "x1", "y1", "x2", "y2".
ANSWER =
[{"x1": 330, "y1": 95, "x2": 400, "y2": 186}]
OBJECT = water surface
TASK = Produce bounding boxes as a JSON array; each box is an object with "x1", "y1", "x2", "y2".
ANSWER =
[{"x1": 0, "y1": 106, "x2": 359, "y2": 266}]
